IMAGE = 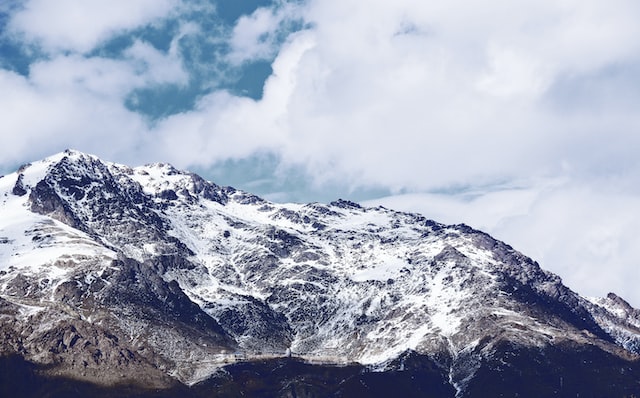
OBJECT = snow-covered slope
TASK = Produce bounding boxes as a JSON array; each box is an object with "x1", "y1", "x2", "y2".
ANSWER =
[{"x1": 1, "y1": 150, "x2": 639, "y2": 395}]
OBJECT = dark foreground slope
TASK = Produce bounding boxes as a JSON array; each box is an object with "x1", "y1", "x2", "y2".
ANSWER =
[
  {"x1": 1, "y1": 354, "x2": 456, "y2": 398},
  {"x1": 2, "y1": 348, "x2": 640, "y2": 398}
]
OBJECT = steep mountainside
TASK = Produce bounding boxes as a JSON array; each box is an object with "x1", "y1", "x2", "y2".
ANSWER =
[{"x1": 1, "y1": 150, "x2": 640, "y2": 397}]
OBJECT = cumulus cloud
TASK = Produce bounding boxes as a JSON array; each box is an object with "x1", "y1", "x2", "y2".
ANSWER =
[
  {"x1": 153, "y1": 30, "x2": 315, "y2": 164},
  {"x1": 0, "y1": 0, "x2": 192, "y2": 167},
  {"x1": 227, "y1": 3, "x2": 302, "y2": 65},
  {"x1": 123, "y1": 40, "x2": 189, "y2": 86},
  {"x1": 227, "y1": 8, "x2": 283, "y2": 64},
  {"x1": 154, "y1": 0, "x2": 640, "y2": 190},
  {"x1": 0, "y1": 44, "x2": 187, "y2": 166},
  {"x1": 8, "y1": 0, "x2": 179, "y2": 53},
  {"x1": 0, "y1": 66, "x2": 147, "y2": 166}
]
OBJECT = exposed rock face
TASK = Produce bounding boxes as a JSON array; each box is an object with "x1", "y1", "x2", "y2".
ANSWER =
[{"x1": 1, "y1": 149, "x2": 640, "y2": 396}]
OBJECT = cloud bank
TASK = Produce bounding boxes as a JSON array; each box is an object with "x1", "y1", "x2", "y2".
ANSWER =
[
  {"x1": 1, "y1": 0, "x2": 640, "y2": 304},
  {"x1": 8, "y1": 0, "x2": 179, "y2": 53}
]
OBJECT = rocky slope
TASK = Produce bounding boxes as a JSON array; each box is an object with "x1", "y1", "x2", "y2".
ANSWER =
[{"x1": 1, "y1": 150, "x2": 640, "y2": 397}]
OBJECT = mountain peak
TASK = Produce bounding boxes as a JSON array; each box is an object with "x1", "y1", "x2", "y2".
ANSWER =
[
  {"x1": 39, "y1": 148, "x2": 101, "y2": 168},
  {"x1": 1, "y1": 152, "x2": 640, "y2": 396}
]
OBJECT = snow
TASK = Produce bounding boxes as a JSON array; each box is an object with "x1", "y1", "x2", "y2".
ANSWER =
[
  {"x1": 16, "y1": 302, "x2": 46, "y2": 318},
  {"x1": 350, "y1": 256, "x2": 406, "y2": 282},
  {"x1": 424, "y1": 262, "x2": 466, "y2": 337},
  {"x1": 0, "y1": 154, "x2": 116, "y2": 296},
  {"x1": 130, "y1": 163, "x2": 193, "y2": 197},
  {"x1": 587, "y1": 296, "x2": 629, "y2": 319}
]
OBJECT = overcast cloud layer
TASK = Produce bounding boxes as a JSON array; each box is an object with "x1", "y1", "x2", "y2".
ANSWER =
[{"x1": 1, "y1": 0, "x2": 639, "y2": 305}]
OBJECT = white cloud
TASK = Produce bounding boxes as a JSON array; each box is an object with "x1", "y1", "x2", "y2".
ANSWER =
[
  {"x1": 124, "y1": 40, "x2": 189, "y2": 87},
  {"x1": 29, "y1": 55, "x2": 139, "y2": 98},
  {"x1": 228, "y1": 8, "x2": 280, "y2": 64},
  {"x1": 476, "y1": 45, "x2": 551, "y2": 98},
  {"x1": 227, "y1": 4, "x2": 302, "y2": 65},
  {"x1": 8, "y1": 0, "x2": 179, "y2": 53},
  {"x1": 0, "y1": 39, "x2": 190, "y2": 167},
  {"x1": 24, "y1": 41, "x2": 188, "y2": 100},
  {"x1": 153, "y1": 30, "x2": 316, "y2": 165},
  {"x1": 0, "y1": 67, "x2": 147, "y2": 166},
  {"x1": 145, "y1": 0, "x2": 640, "y2": 196},
  {"x1": 0, "y1": 1, "x2": 217, "y2": 172}
]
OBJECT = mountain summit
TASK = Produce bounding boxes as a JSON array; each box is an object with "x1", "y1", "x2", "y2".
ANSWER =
[{"x1": 1, "y1": 150, "x2": 640, "y2": 397}]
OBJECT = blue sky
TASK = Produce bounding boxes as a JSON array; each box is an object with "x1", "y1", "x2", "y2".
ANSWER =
[{"x1": 1, "y1": 0, "x2": 640, "y2": 306}]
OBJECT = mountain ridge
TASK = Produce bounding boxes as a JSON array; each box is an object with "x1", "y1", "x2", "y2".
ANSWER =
[{"x1": 1, "y1": 149, "x2": 640, "y2": 396}]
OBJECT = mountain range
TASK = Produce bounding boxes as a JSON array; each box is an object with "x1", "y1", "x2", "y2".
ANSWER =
[{"x1": 1, "y1": 150, "x2": 640, "y2": 397}]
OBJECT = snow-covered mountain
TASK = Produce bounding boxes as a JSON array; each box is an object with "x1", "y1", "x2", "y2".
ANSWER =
[{"x1": 1, "y1": 150, "x2": 640, "y2": 397}]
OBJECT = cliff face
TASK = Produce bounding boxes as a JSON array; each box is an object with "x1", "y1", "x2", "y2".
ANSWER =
[{"x1": 1, "y1": 150, "x2": 640, "y2": 397}]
